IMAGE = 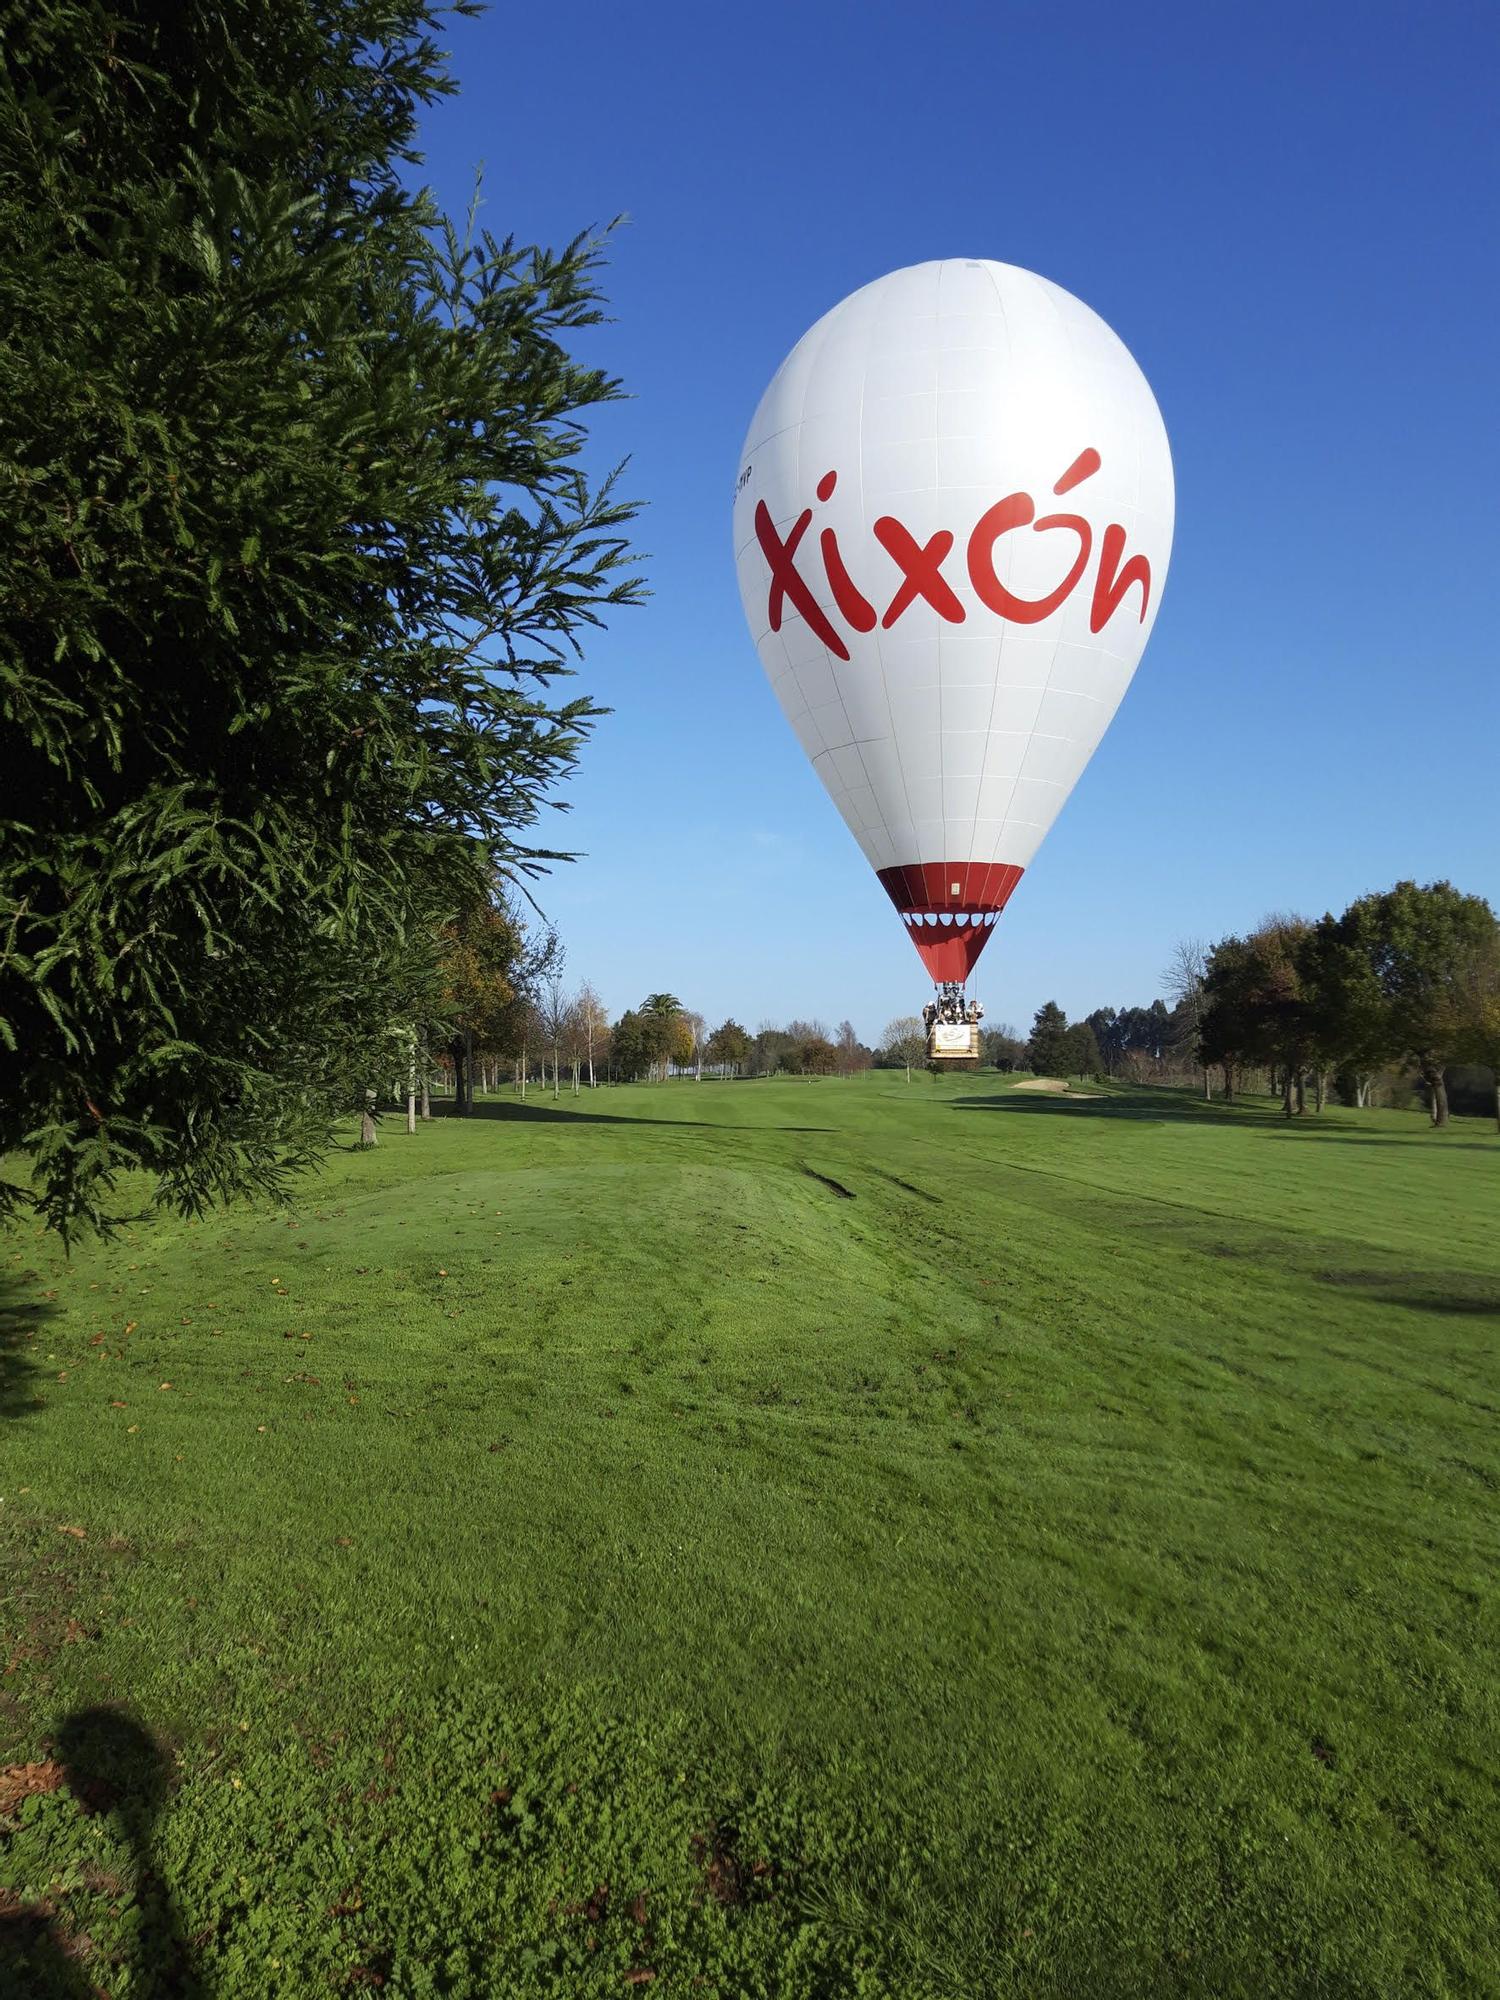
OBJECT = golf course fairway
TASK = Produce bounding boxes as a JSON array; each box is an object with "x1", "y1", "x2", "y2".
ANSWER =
[{"x1": 3, "y1": 1073, "x2": 1497, "y2": 1997}]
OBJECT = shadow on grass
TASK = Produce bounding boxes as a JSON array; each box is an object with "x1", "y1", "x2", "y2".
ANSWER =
[
  {"x1": 954, "y1": 1089, "x2": 1494, "y2": 1145},
  {"x1": 0, "y1": 1707, "x2": 200, "y2": 1997},
  {"x1": 1323, "y1": 1275, "x2": 1500, "y2": 1319},
  {"x1": 1, "y1": 1273, "x2": 60, "y2": 1423},
  {"x1": 1260, "y1": 1132, "x2": 1497, "y2": 1151},
  {"x1": 429, "y1": 1099, "x2": 835, "y2": 1135},
  {"x1": 951, "y1": 1087, "x2": 1294, "y2": 1128}
]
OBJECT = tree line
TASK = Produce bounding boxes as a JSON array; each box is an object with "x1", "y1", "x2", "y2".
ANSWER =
[
  {"x1": 1016, "y1": 881, "x2": 1499, "y2": 1129},
  {"x1": 424, "y1": 944, "x2": 882, "y2": 1101}
]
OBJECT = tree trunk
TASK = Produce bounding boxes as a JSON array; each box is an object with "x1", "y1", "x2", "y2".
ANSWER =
[
  {"x1": 1202, "y1": 1067, "x2": 1212, "y2": 1100},
  {"x1": 1282, "y1": 1067, "x2": 1295, "y2": 1118},
  {"x1": 1222, "y1": 1060, "x2": 1234, "y2": 1102},
  {"x1": 419, "y1": 1061, "x2": 430, "y2": 1121},
  {"x1": 1295, "y1": 1070, "x2": 1306, "y2": 1115},
  {"x1": 360, "y1": 1091, "x2": 377, "y2": 1148},
  {"x1": 1494, "y1": 1079, "x2": 1499, "y2": 1134},
  {"x1": 1314, "y1": 1069, "x2": 1326, "y2": 1113}
]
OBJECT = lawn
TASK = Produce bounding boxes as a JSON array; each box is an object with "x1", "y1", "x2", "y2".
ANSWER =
[{"x1": 2, "y1": 1073, "x2": 1497, "y2": 1997}]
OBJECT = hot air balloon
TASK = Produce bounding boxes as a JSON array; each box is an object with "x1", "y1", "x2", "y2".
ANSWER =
[{"x1": 732, "y1": 259, "x2": 1173, "y2": 1037}]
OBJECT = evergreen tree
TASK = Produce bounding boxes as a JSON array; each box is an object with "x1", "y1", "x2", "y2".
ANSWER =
[
  {"x1": 0, "y1": 2, "x2": 641, "y2": 1230},
  {"x1": 1060, "y1": 1020, "x2": 1103, "y2": 1079},
  {"x1": 1026, "y1": 1001, "x2": 1070, "y2": 1078}
]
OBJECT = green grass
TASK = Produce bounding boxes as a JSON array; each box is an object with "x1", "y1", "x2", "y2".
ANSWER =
[{"x1": 2, "y1": 1073, "x2": 1497, "y2": 1997}]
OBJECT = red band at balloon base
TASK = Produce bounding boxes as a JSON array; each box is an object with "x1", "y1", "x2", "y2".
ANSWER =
[{"x1": 876, "y1": 861, "x2": 1024, "y2": 983}]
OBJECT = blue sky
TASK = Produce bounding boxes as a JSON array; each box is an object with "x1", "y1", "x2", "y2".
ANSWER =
[{"x1": 416, "y1": 0, "x2": 1498, "y2": 1042}]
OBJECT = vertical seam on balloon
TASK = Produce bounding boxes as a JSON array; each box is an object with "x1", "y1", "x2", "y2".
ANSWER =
[
  {"x1": 971, "y1": 258, "x2": 1016, "y2": 879},
  {"x1": 790, "y1": 296, "x2": 851, "y2": 758},
  {"x1": 863, "y1": 276, "x2": 919, "y2": 885},
  {"x1": 933, "y1": 264, "x2": 948, "y2": 898},
  {"x1": 1014, "y1": 270, "x2": 1076, "y2": 832}
]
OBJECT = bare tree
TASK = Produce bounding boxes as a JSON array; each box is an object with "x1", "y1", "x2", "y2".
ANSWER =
[
  {"x1": 682, "y1": 1009, "x2": 707, "y2": 1081},
  {"x1": 881, "y1": 1015, "x2": 927, "y2": 1081},
  {"x1": 1164, "y1": 937, "x2": 1212, "y2": 1098},
  {"x1": 835, "y1": 1019, "x2": 867, "y2": 1075},
  {"x1": 574, "y1": 981, "x2": 609, "y2": 1087},
  {"x1": 539, "y1": 962, "x2": 571, "y2": 1099}
]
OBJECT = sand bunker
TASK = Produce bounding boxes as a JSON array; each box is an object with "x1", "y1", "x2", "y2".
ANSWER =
[{"x1": 1011, "y1": 1077, "x2": 1103, "y2": 1100}]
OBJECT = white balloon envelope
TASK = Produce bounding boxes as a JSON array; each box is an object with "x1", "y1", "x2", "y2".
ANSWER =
[{"x1": 733, "y1": 259, "x2": 1174, "y2": 984}]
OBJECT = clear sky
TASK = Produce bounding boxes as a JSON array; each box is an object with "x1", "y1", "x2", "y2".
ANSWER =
[{"x1": 414, "y1": 0, "x2": 1499, "y2": 1043}]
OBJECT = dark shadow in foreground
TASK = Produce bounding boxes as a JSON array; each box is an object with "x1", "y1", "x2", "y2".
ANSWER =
[
  {"x1": 0, "y1": 1707, "x2": 202, "y2": 1998},
  {"x1": 1, "y1": 1271, "x2": 61, "y2": 1423}
]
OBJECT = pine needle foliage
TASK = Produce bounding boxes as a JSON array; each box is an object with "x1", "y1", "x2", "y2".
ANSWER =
[{"x1": 0, "y1": 1, "x2": 643, "y2": 1234}]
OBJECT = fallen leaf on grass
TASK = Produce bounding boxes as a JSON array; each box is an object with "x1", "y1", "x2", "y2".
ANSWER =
[
  {"x1": 0, "y1": 1761, "x2": 67, "y2": 1815},
  {"x1": 623, "y1": 1973, "x2": 656, "y2": 1987},
  {"x1": 56, "y1": 1525, "x2": 86, "y2": 1540},
  {"x1": 158, "y1": 1382, "x2": 173, "y2": 1391}
]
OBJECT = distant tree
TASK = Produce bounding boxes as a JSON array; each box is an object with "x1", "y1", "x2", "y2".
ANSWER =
[
  {"x1": 573, "y1": 982, "x2": 610, "y2": 1088},
  {"x1": 610, "y1": 1009, "x2": 651, "y2": 1081},
  {"x1": 682, "y1": 1010, "x2": 707, "y2": 1080},
  {"x1": 1297, "y1": 918, "x2": 1391, "y2": 1110},
  {"x1": 704, "y1": 1018, "x2": 751, "y2": 1078},
  {"x1": 1199, "y1": 937, "x2": 1260, "y2": 1101},
  {"x1": 980, "y1": 1024, "x2": 1027, "y2": 1071},
  {"x1": 1247, "y1": 914, "x2": 1315, "y2": 1115},
  {"x1": 1164, "y1": 938, "x2": 1212, "y2": 1097},
  {"x1": 834, "y1": 1020, "x2": 870, "y2": 1076},
  {"x1": 435, "y1": 896, "x2": 557, "y2": 1115},
  {"x1": 1085, "y1": 1007, "x2": 1123, "y2": 1073},
  {"x1": 797, "y1": 1034, "x2": 838, "y2": 1075},
  {"x1": 639, "y1": 992, "x2": 684, "y2": 1082},
  {"x1": 880, "y1": 1016, "x2": 927, "y2": 1080},
  {"x1": 1198, "y1": 921, "x2": 1312, "y2": 1114},
  {"x1": 785, "y1": 1018, "x2": 829, "y2": 1044},
  {"x1": 1450, "y1": 930, "x2": 1500, "y2": 1131},
  {"x1": 538, "y1": 957, "x2": 573, "y2": 1097},
  {"x1": 1026, "y1": 1001, "x2": 1070, "y2": 1078},
  {"x1": 752, "y1": 1023, "x2": 798, "y2": 1076},
  {"x1": 1332, "y1": 881, "x2": 1500, "y2": 1127},
  {"x1": 668, "y1": 1015, "x2": 696, "y2": 1075},
  {"x1": 1060, "y1": 1021, "x2": 1103, "y2": 1080}
]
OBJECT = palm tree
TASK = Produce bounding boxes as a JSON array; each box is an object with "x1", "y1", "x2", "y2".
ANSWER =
[{"x1": 641, "y1": 993, "x2": 683, "y2": 1082}]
